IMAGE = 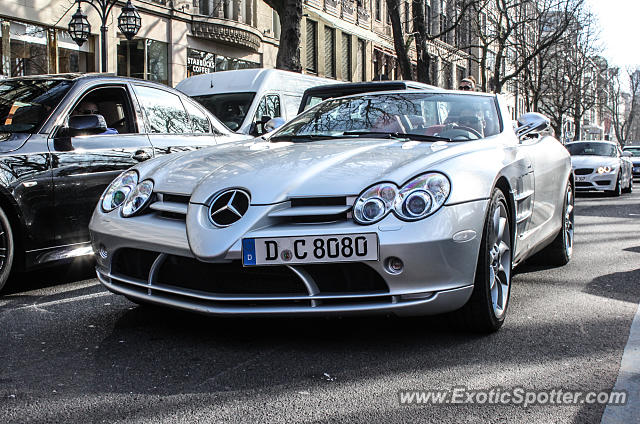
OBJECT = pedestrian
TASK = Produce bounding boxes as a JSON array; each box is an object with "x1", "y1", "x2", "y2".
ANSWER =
[{"x1": 458, "y1": 76, "x2": 476, "y2": 91}]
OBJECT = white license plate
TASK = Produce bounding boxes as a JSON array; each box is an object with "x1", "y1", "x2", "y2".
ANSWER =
[
  {"x1": 576, "y1": 176, "x2": 586, "y2": 182},
  {"x1": 242, "y1": 233, "x2": 378, "y2": 266}
]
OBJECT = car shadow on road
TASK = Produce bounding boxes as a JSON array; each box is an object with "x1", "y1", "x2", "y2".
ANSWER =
[{"x1": 2, "y1": 258, "x2": 96, "y2": 296}]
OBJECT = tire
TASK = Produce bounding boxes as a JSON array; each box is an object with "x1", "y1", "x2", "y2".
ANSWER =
[
  {"x1": 457, "y1": 188, "x2": 512, "y2": 333},
  {"x1": 622, "y1": 175, "x2": 632, "y2": 194},
  {"x1": 608, "y1": 174, "x2": 622, "y2": 197},
  {"x1": 532, "y1": 180, "x2": 574, "y2": 266},
  {"x1": 0, "y1": 206, "x2": 15, "y2": 292}
]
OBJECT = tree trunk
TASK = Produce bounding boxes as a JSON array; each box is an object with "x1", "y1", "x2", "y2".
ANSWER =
[
  {"x1": 412, "y1": 0, "x2": 431, "y2": 84},
  {"x1": 267, "y1": 0, "x2": 303, "y2": 72},
  {"x1": 387, "y1": 0, "x2": 413, "y2": 80}
]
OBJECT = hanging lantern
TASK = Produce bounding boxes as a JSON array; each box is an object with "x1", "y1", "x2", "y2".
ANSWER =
[
  {"x1": 118, "y1": 1, "x2": 142, "y2": 40},
  {"x1": 68, "y1": 6, "x2": 91, "y2": 47}
]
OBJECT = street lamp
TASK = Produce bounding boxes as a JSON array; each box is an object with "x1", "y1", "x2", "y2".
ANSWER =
[{"x1": 67, "y1": 0, "x2": 142, "y2": 72}]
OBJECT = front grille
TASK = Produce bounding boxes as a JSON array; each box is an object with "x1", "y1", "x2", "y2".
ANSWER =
[
  {"x1": 112, "y1": 248, "x2": 159, "y2": 281},
  {"x1": 106, "y1": 248, "x2": 393, "y2": 310},
  {"x1": 161, "y1": 193, "x2": 190, "y2": 204},
  {"x1": 269, "y1": 197, "x2": 352, "y2": 224},
  {"x1": 156, "y1": 256, "x2": 306, "y2": 295},
  {"x1": 574, "y1": 168, "x2": 593, "y2": 175}
]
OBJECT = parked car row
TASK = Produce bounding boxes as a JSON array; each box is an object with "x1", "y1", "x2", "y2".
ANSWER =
[
  {"x1": 622, "y1": 145, "x2": 640, "y2": 180},
  {"x1": 1, "y1": 71, "x2": 577, "y2": 333}
]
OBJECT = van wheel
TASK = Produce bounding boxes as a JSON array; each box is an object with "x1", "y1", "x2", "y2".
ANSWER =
[{"x1": 0, "y1": 207, "x2": 15, "y2": 293}]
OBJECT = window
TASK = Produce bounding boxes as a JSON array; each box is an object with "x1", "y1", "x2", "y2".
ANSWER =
[
  {"x1": 272, "y1": 10, "x2": 281, "y2": 39},
  {"x1": 192, "y1": 92, "x2": 256, "y2": 131},
  {"x1": 341, "y1": 33, "x2": 352, "y2": 81},
  {"x1": 356, "y1": 38, "x2": 366, "y2": 82},
  {"x1": 253, "y1": 94, "x2": 281, "y2": 134},
  {"x1": 71, "y1": 86, "x2": 135, "y2": 134},
  {"x1": 134, "y1": 85, "x2": 190, "y2": 134},
  {"x1": 117, "y1": 39, "x2": 168, "y2": 85},
  {"x1": 306, "y1": 20, "x2": 318, "y2": 73},
  {"x1": 183, "y1": 99, "x2": 211, "y2": 134},
  {"x1": 324, "y1": 27, "x2": 336, "y2": 78},
  {"x1": 442, "y1": 60, "x2": 452, "y2": 89},
  {"x1": 375, "y1": 0, "x2": 382, "y2": 21}
]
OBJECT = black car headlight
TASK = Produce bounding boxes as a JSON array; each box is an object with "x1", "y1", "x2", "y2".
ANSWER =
[
  {"x1": 353, "y1": 173, "x2": 451, "y2": 224},
  {"x1": 121, "y1": 180, "x2": 154, "y2": 217},
  {"x1": 101, "y1": 170, "x2": 138, "y2": 212}
]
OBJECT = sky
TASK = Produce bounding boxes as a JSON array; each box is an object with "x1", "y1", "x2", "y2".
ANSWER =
[{"x1": 587, "y1": 0, "x2": 640, "y2": 68}]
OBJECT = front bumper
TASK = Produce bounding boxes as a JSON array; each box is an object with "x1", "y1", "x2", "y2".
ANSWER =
[
  {"x1": 89, "y1": 199, "x2": 488, "y2": 317},
  {"x1": 632, "y1": 164, "x2": 640, "y2": 179},
  {"x1": 573, "y1": 168, "x2": 617, "y2": 191}
]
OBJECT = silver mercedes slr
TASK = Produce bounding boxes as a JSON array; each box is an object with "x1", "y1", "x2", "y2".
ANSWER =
[{"x1": 89, "y1": 90, "x2": 574, "y2": 332}]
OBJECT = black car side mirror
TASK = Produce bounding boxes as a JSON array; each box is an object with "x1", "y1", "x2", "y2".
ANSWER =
[{"x1": 68, "y1": 114, "x2": 107, "y2": 137}]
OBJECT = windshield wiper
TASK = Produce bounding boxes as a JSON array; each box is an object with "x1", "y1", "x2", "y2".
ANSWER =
[
  {"x1": 342, "y1": 131, "x2": 453, "y2": 142},
  {"x1": 269, "y1": 134, "x2": 345, "y2": 143}
]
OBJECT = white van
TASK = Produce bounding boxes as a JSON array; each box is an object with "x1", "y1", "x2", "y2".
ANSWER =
[{"x1": 176, "y1": 69, "x2": 335, "y2": 135}]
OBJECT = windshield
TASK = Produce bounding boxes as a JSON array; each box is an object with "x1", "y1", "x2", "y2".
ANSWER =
[
  {"x1": 567, "y1": 142, "x2": 617, "y2": 157},
  {"x1": 273, "y1": 93, "x2": 501, "y2": 142},
  {"x1": 191, "y1": 92, "x2": 256, "y2": 131},
  {"x1": 623, "y1": 147, "x2": 640, "y2": 156},
  {"x1": 0, "y1": 79, "x2": 72, "y2": 133}
]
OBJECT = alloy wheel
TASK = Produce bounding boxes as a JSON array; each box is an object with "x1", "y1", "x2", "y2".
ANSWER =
[
  {"x1": 564, "y1": 185, "x2": 574, "y2": 257},
  {"x1": 489, "y1": 202, "x2": 511, "y2": 319}
]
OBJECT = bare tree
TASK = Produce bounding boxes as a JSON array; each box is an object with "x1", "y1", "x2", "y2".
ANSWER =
[
  {"x1": 386, "y1": 0, "x2": 479, "y2": 84},
  {"x1": 264, "y1": 0, "x2": 303, "y2": 72},
  {"x1": 537, "y1": 6, "x2": 601, "y2": 141},
  {"x1": 604, "y1": 68, "x2": 640, "y2": 145}
]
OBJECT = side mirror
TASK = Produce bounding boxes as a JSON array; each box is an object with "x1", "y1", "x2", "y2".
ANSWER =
[
  {"x1": 68, "y1": 114, "x2": 107, "y2": 136},
  {"x1": 622, "y1": 151, "x2": 632, "y2": 157},
  {"x1": 264, "y1": 117, "x2": 286, "y2": 133},
  {"x1": 515, "y1": 112, "x2": 550, "y2": 140}
]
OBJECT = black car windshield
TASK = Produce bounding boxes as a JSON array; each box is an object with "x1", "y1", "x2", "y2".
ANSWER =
[
  {"x1": 272, "y1": 93, "x2": 501, "y2": 142},
  {"x1": 567, "y1": 142, "x2": 617, "y2": 157},
  {"x1": 0, "y1": 79, "x2": 72, "y2": 133},
  {"x1": 192, "y1": 92, "x2": 255, "y2": 131}
]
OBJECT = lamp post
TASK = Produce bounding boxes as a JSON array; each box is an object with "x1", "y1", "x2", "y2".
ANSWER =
[{"x1": 68, "y1": 0, "x2": 141, "y2": 72}]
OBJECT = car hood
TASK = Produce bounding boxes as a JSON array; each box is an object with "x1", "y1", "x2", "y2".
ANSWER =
[
  {"x1": 0, "y1": 133, "x2": 31, "y2": 153},
  {"x1": 139, "y1": 139, "x2": 466, "y2": 205},
  {"x1": 570, "y1": 155, "x2": 618, "y2": 168}
]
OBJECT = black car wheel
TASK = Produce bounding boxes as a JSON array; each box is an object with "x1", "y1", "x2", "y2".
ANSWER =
[
  {"x1": 458, "y1": 188, "x2": 512, "y2": 333},
  {"x1": 0, "y1": 206, "x2": 15, "y2": 292}
]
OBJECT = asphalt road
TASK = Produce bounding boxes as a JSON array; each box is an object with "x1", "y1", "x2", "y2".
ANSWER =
[{"x1": 1, "y1": 190, "x2": 639, "y2": 423}]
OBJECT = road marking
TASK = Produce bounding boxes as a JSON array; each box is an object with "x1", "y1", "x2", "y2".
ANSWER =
[
  {"x1": 10, "y1": 291, "x2": 112, "y2": 311},
  {"x1": 601, "y1": 301, "x2": 640, "y2": 424}
]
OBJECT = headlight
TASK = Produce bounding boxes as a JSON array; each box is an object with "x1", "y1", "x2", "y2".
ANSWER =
[
  {"x1": 394, "y1": 173, "x2": 450, "y2": 221},
  {"x1": 102, "y1": 170, "x2": 138, "y2": 212},
  {"x1": 353, "y1": 183, "x2": 397, "y2": 224},
  {"x1": 353, "y1": 173, "x2": 450, "y2": 224},
  {"x1": 121, "y1": 180, "x2": 154, "y2": 217},
  {"x1": 597, "y1": 166, "x2": 613, "y2": 174}
]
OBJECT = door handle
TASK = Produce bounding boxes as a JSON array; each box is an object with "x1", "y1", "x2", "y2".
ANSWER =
[{"x1": 132, "y1": 150, "x2": 151, "y2": 162}]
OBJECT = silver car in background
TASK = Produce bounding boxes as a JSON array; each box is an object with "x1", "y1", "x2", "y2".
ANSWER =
[
  {"x1": 89, "y1": 90, "x2": 574, "y2": 333},
  {"x1": 622, "y1": 145, "x2": 640, "y2": 180},
  {"x1": 567, "y1": 140, "x2": 633, "y2": 196}
]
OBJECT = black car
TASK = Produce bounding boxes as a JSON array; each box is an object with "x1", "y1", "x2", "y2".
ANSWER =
[
  {"x1": 297, "y1": 80, "x2": 437, "y2": 114},
  {"x1": 0, "y1": 73, "x2": 246, "y2": 290}
]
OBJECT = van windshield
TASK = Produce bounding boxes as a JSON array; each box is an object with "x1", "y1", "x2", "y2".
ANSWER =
[
  {"x1": 0, "y1": 79, "x2": 72, "y2": 133},
  {"x1": 191, "y1": 92, "x2": 255, "y2": 131}
]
